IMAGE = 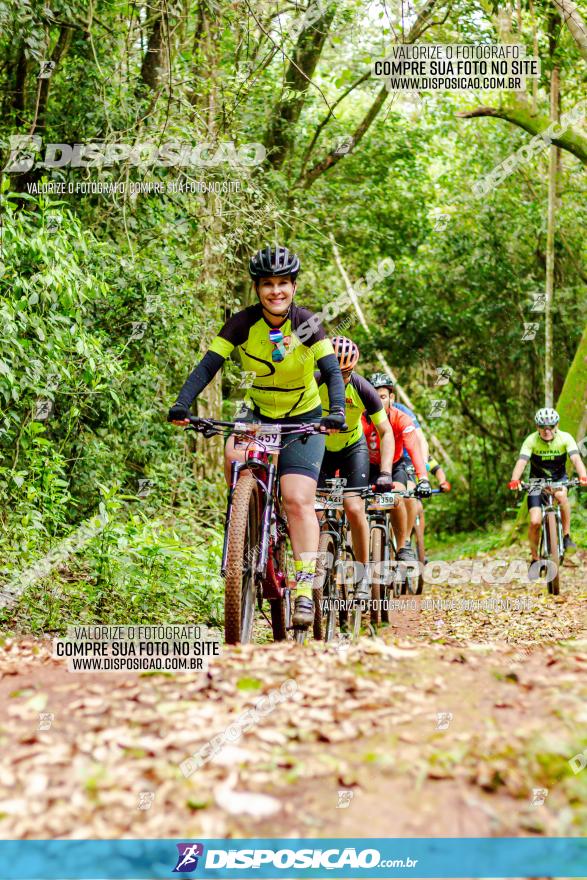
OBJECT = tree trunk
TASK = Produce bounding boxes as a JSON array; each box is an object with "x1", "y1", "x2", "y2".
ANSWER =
[
  {"x1": 529, "y1": 0, "x2": 539, "y2": 113},
  {"x1": 552, "y1": 0, "x2": 587, "y2": 62},
  {"x1": 557, "y1": 325, "x2": 587, "y2": 443},
  {"x1": 544, "y1": 64, "x2": 560, "y2": 406},
  {"x1": 191, "y1": 15, "x2": 223, "y2": 479},
  {"x1": 139, "y1": 8, "x2": 167, "y2": 93},
  {"x1": 264, "y1": 4, "x2": 336, "y2": 169},
  {"x1": 5, "y1": 44, "x2": 28, "y2": 127},
  {"x1": 193, "y1": 199, "x2": 224, "y2": 480},
  {"x1": 456, "y1": 104, "x2": 587, "y2": 164},
  {"x1": 35, "y1": 26, "x2": 73, "y2": 133}
]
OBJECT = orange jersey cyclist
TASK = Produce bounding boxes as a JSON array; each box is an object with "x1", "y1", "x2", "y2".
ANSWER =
[
  {"x1": 315, "y1": 337, "x2": 394, "y2": 603},
  {"x1": 168, "y1": 245, "x2": 346, "y2": 627},
  {"x1": 362, "y1": 385, "x2": 431, "y2": 562}
]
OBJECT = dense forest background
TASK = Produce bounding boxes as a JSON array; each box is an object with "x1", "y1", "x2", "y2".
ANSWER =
[{"x1": 0, "y1": 0, "x2": 585, "y2": 630}]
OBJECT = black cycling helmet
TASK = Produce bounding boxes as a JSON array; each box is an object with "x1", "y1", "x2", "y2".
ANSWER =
[
  {"x1": 369, "y1": 372, "x2": 395, "y2": 390},
  {"x1": 249, "y1": 245, "x2": 300, "y2": 280}
]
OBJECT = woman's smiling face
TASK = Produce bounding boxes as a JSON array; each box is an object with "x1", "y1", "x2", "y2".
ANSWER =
[{"x1": 256, "y1": 275, "x2": 295, "y2": 316}]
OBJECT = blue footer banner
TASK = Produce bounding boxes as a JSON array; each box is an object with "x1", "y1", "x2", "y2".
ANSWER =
[{"x1": 0, "y1": 837, "x2": 585, "y2": 879}]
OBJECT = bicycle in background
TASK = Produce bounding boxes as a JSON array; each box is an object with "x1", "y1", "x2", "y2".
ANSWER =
[
  {"x1": 367, "y1": 486, "x2": 443, "y2": 620},
  {"x1": 313, "y1": 479, "x2": 368, "y2": 642}
]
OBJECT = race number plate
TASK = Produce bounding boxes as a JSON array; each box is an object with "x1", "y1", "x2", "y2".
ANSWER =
[
  {"x1": 315, "y1": 497, "x2": 344, "y2": 511},
  {"x1": 255, "y1": 427, "x2": 282, "y2": 453},
  {"x1": 368, "y1": 492, "x2": 397, "y2": 510},
  {"x1": 233, "y1": 424, "x2": 282, "y2": 453}
]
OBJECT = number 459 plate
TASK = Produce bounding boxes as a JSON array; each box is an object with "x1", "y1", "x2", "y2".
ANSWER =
[{"x1": 255, "y1": 427, "x2": 281, "y2": 452}]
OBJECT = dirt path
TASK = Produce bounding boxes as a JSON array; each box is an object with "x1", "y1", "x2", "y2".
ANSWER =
[{"x1": 1, "y1": 548, "x2": 586, "y2": 844}]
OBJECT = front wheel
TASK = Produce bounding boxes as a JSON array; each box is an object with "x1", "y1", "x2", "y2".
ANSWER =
[
  {"x1": 414, "y1": 520, "x2": 426, "y2": 595},
  {"x1": 314, "y1": 532, "x2": 337, "y2": 641},
  {"x1": 224, "y1": 471, "x2": 261, "y2": 644},
  {"x1": 544, "y1": 511, "x2": 561, "y2": 596},
  {"x1": 370, "y1": 527, "x2": 383, "y2": 626},
  {"x1": 269, "y1": 533, "x2": 291, "y2": 641}
]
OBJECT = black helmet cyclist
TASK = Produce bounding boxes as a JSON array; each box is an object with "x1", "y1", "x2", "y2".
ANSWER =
[{"x1": 249, "y1": 245, "x2": 300, "y2": 280}]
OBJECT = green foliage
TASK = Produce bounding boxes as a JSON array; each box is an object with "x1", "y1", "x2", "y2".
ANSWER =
[
  {"x1": 1, "y1": 508, "x2": 225, "y2": 634},
  {"x1": 0, "y1": 0, "x2": 585, "y2": 629}
]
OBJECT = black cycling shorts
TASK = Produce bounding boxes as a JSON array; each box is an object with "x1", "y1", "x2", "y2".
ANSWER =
[
  {"x1": 230, "y1": 404, "x2": 324, "y2": 481},
  {"x1": 319, "y1": 436, "x2": 370, "y2": 489},
  {"x1": 527, "y1": 474, "x2": 568, "y2": 510},
  {"x1": 369, "y1": 460, "x2": 408, "y2": 488}
]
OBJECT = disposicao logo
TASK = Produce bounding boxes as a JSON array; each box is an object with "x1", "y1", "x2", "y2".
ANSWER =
[{"x1": 173, "y1": 843, "x2": 205, "y2": 873}]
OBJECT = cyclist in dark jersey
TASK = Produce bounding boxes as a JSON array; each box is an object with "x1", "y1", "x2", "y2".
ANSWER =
[
  {"x1": 316, "y1": 338, "x2": 394, "y2": 601},
  {"x1": 168, "y1": 245, "x2": 346, "y2": 626},
  {"x1": 509, "y1": 407, "x2": 587, "y2": 562}
]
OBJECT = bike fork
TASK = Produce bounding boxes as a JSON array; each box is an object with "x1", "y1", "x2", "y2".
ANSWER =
[{"x1": 256, "y1": 464, "x2": 276, "y2": 576}]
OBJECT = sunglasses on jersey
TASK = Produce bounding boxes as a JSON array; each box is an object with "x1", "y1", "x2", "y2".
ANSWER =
[{"x1": 269, "y1": 328, "x2": 285, "y2": 362}]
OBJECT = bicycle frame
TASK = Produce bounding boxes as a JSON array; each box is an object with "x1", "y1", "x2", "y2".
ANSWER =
[
  {"x1": 221, "y1": 451, "x2": 285, "y2": 599},
  {"x1": 538, "y1": 488, "x2": 564, "y2": 560}
]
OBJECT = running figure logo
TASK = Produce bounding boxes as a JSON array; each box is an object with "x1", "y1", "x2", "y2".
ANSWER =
[{"x1": 173, "y1": 843, "x2": 204, "y2": 872}]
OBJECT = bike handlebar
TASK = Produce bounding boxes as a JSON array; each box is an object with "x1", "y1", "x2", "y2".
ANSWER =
[
  {"x1": 519, "y1": 478, "x2": 581, "y2": 491},
  {"x1": 186, "y1": 415, "x2": 324, "y2": 437},
  {"x1": 315, "y1": 484, "x2": 445, "y2": 500},
  {"x1": 185, "y1": 415, "x2": 351, "y2": 437}
]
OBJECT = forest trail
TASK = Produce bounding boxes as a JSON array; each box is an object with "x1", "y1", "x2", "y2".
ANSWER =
[{"x1": 0, "y1": 546, "x2": 586, "y2": 845}]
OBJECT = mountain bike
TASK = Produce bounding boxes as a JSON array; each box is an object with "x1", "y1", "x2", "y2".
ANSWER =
[
  {"x1": 367, "y1": 487, "x2": 443, "y2": 620},
  {"x1": 187, "y1": 416, "x2": 323, "y2": 644},
  {"x1": 365, "y1": 489, "x2": 401, "y2": 625},
  {"x1": 313, "y1": 479, "x2": 366, "y2": 642},
  {"x1": 519, "y1": 478, "x2": 582, "y2": 595}
]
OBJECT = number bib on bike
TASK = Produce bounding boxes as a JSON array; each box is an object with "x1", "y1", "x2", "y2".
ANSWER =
[{"x1": 234, "y1": 424, "x2": 282, "y2": 454}]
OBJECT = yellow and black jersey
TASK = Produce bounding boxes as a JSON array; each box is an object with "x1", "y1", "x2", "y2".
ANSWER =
[
  {"x1": 175, "y1": 302, "x2": 345, "y2": 420},
  {"x1": 519, "y1": 430, "x2": 579, "y2": 480},
  {"x1": 317, "y1": 371, "x2": 387, "y2": 451}
]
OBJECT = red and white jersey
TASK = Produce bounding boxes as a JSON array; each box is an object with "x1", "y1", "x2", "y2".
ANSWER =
[{"x1": 362, "y1": 407, "x2": 426, "y2": 478}]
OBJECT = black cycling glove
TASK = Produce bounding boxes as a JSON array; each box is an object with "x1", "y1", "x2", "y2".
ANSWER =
[
  {"x1": 167, "y1": 403, "x2": 190, "y2": 422},
  {"x1": 375, "y1": 471, "x2": 393, "y2": 493},
  {"x1": 320, "y1": 408, "x2": 346, "y2": 431},
  {"x1": 415, "y1": 478, "x2": 432, "y2": 498}
]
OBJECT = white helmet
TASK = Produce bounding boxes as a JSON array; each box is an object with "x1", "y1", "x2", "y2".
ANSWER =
[{"x1": 535, "y1": 408, "x2": 560, "y2": 428}]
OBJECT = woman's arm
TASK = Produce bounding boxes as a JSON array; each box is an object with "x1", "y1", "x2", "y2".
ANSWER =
[
  {"x1": 317, "y1": 353, "x2": 345, "y2": 412},
  {"x1": 175, "y1": 351, "x2": 225, "y2": 410}
]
